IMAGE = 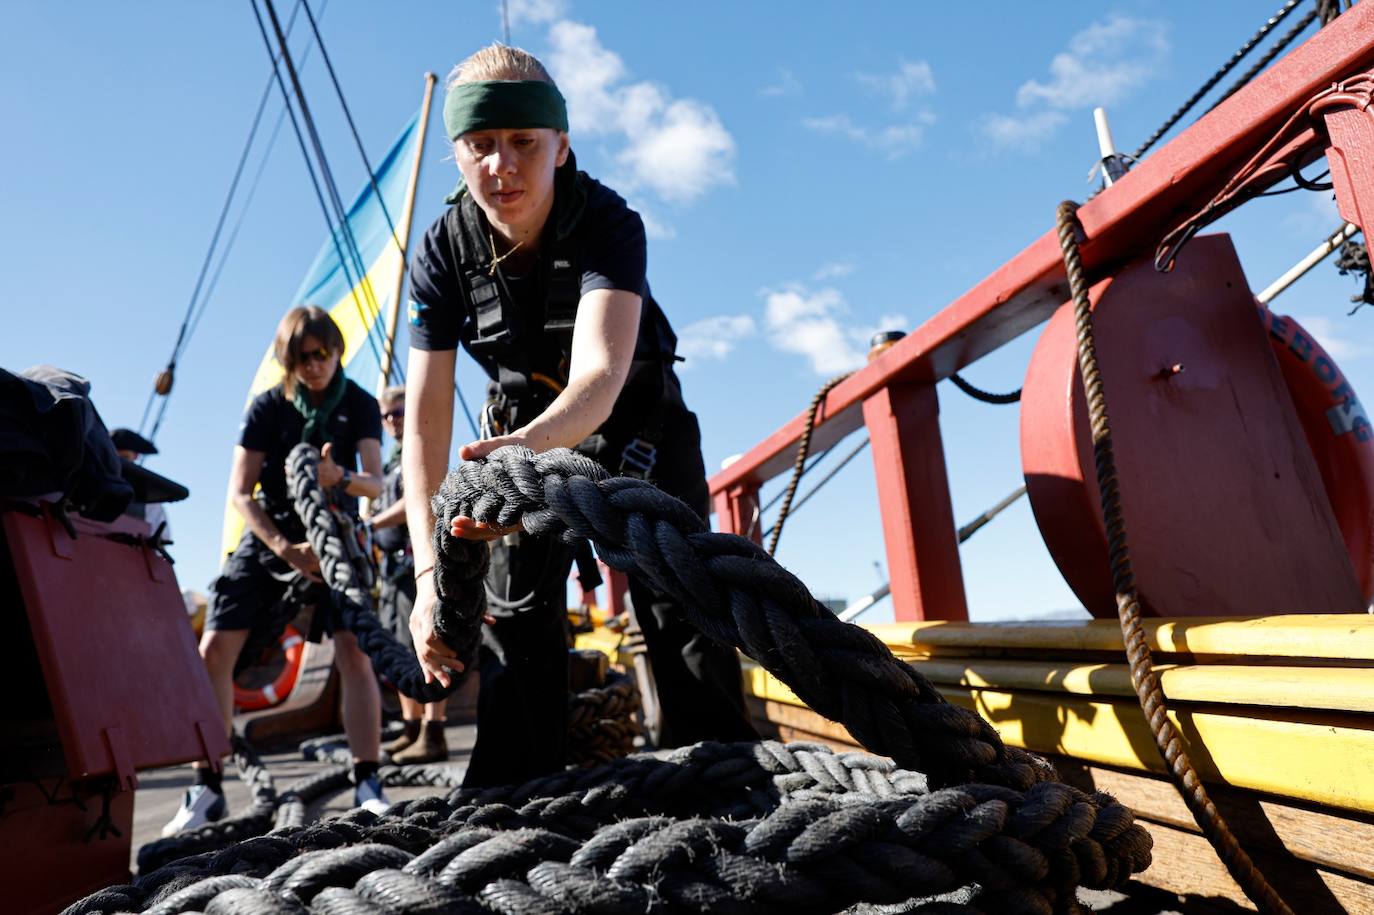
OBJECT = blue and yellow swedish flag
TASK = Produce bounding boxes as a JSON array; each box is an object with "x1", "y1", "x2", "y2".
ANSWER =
[{"x1": 222, "y1": 111, "x2": 425, "y2": 555}]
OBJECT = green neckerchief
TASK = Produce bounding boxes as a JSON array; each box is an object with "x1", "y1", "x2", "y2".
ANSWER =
[{"x1": 292, "y1": 370, "x2": 347, "y2": 447}]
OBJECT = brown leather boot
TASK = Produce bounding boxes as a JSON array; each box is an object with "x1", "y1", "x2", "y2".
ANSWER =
[
  {"x1": 382, "y1": 719, "x2": 421, "y2": 756},
  {"x1": 392, "y1": 720, "x2": 448, "y2": 765}
]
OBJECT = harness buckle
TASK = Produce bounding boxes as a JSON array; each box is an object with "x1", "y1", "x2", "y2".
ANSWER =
[{"x1": 619, "y1": 438, "x2": 658, "y2": 479}]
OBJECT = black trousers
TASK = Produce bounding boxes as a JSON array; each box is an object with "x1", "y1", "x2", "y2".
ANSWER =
[{"x1": 462, "y1": 415, "x2": 757, "y2": 788}]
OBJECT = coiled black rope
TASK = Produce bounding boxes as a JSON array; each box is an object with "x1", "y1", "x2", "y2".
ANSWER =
[
  {"x1": 68, "y1": 741, "x2": 1150, "y2": 914},
  {"x1": 69, "y1": 451, "x2": 1153, "y2": 913}
]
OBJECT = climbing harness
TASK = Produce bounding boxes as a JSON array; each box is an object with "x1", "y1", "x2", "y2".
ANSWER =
[{"x1": 1057, "y1": 201, "x2": 1292, "y2": 915}]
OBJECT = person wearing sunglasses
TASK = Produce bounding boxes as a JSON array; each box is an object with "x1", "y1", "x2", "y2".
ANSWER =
[
  {"x1": 163, "y1": 305, "x2": 390, "y2": 836},
  {"x1": 401, "y1": 45, "x2": 757, "y2": 789},
  {"x1": 364, "y1": 385, "x2": 450, "y2": 763}
]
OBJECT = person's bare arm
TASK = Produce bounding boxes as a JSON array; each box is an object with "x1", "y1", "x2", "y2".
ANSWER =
[
  {"x1": 403, "y1": 347, "x2": 464, "y2": 686},
  {"x1": 317, "y1": 439, "x2": 383, "y2": 499},
  {"x1": 368, "y1": 496, "x2": 408, "y2": 530},
  {"x1": 230, "y1": 445, "x2": 320, "y2": 581},
  {"x1": 460, "y1": 289, "x2": 642, "y2": 461}
]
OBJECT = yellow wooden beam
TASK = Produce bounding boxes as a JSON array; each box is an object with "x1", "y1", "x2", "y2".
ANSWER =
[
  {"x1": 911, "y1": 658, "x2": 1374, "y2": 714},
  {"x1": 867, "y1": 615, "x2": 1374, "y2": 660},
  {"x1": 742, "y1": 663, "x2": 1374, "y2": 813}
]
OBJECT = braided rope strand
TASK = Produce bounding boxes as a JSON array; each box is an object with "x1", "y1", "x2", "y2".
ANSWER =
[{"x1": 1055, "y1": 200, "x2": 1292, "y2": 915}]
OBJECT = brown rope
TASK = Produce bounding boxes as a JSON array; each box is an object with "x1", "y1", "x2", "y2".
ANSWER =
[
  {"x1": 766, "y1": 373, "x2": 851, "y2": 556},
  {"x1": 1055, "y1": 200, "x2": 1293, "y2": 915}
]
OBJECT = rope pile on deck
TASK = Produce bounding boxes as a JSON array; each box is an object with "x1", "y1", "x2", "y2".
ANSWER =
[{"x1": 66, "y1": 446, "x2": 1153, "y2": 915}]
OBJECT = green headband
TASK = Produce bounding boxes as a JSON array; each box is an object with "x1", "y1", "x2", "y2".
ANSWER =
[{"x1": 444, "y1": 80, "x2": 569, "y2": 141}]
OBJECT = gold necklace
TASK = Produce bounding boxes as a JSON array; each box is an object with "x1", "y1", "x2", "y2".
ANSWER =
[{"x1": 488, "y1": 230, "x2": 524, "y2": 276}]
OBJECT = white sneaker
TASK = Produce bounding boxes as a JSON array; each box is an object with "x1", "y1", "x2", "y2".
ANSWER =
[
  {"x1": 161, "y1": 784, "x2": 226, "y2": 836},
  {"x1": 353, "y1": 775, "x2": 390, "y2": 816}
]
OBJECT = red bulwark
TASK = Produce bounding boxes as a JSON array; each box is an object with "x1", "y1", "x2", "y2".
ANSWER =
[
  {"x1": 863, "y1": 383, "x2": 968, "y2": 621},
  {"x1": 3, "y1": 505, "x2": 229, "y2": 783},
  {"x1": 1020, "y1": 235, "x2": 1363, "y2": 618}
]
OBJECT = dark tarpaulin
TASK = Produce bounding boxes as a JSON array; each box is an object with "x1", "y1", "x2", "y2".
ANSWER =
[{"x1": 0, "y1": 365, "x2": 133, "y2": 521}]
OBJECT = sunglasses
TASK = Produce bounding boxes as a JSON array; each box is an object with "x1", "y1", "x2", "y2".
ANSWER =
[
  {"x1": 298, "y1": 347, "x2": 333, "y2": 365},
  {"x1": 382, "y1": 408, "x2": 406, "y2": 421}
]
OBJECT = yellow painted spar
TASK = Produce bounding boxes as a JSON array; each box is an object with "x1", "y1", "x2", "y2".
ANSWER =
[
  {"x1": 743, "y1": 661, "x2": 1374, "y2": 813},
  {"x1": 868, "y1": 615, "x2": 1374, "y2": 661}
]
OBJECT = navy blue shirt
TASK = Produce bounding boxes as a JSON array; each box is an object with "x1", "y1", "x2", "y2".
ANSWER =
[
  {"x1": 238, "y1": 378, "x2": 381, "y2": 517},
  {"x1": 406, "y1": 176, "x2": 678, "y2": 387}
]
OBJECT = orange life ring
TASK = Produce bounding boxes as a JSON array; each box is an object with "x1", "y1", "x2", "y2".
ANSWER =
[
  {"x1": 1257, "y1": 307, "x2": 1374, "y2": 602},
  {"x1": 233, "y1": 625, "x2": 305, "y2": 712}
]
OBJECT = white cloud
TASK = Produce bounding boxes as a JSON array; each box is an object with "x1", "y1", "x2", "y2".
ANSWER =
[
  {"x1": 760, "y1": 68, "x2": 802, "y2": 99},
  {"x1": 629, "y1": 201, "x2": 676, "y2": 240},
  {"x1": 1287, "y1": 314, "x2": 1373, "y2": 361},
  {"x1": 761, "y1": 283, "x2": 908, "y2": 375},
  {"x1": 547, "y1": 21, "x2": 735, "y2": 204},
  {"x1": 1016, "y1": 16, "x2": 1168, "y2": 110},
  {"x1": 855, "y1": 59, "x2": 936, "y2": 109},
  {"x1": 981, "y1": 110, "x2": 1069, "y2": 151},
  {"x1": 677, "y1": 315, "x2": 757, "y2": 365},
  {"x1": 981, "y1": 15, "x2": 1168, "y2": 153},
  {"x1": 505, "y1": 0, "x2": 566, "y2": 27},
  {"x1": 813, "y1": 261, "x2": 856, "y2": 280},
  {"x1": 803, "y1": 114, "x2": 930, "y2": 159},
  {"x1": 1282, "y1": 192, "x2": 1342, "y2": 238}
]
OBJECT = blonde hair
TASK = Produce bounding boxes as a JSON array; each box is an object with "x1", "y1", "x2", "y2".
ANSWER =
[
  {"x1": 379, "y1": 385, "x2": 406, "y2": 408},
  {"x1": 446, "y1": 44, "x2": 555, "y2": 89}
]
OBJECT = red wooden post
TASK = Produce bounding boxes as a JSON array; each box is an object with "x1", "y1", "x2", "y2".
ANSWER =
[
  {"x1": 600, "y1": 561, "x2": 630, "y2": 617},
  {"x1": 1322, "y1": 101, "x2": 1374, "y2": 234},
  {"x1": 862, "y1": 383, "x2": 968, "y2": 621},
  {"x1": 713, "y1": 483, "x2": 762, "y2": 544}
]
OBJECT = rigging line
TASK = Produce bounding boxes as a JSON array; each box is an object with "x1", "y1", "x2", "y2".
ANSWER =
[
  {"x1": 138, "y1": 0, "x2": 313, "y2": 436},
  {"x1": 1132, "y1": 0, "x2": 1303, "y2": 161},
  {"x1": 259, "y1": 0, "x2": 395, "y2": 380},
  {"x1": 263, "y1": 10, "x2": 398, "y2": 389},
  {"x1": 1205, "y1": 7, "x2": 1319, "y2": 114},
  {"x1": 759, "y1": 441, "x2": 840, "y2": 515},
  {"x1": 147, "y1": 105, "x2": 298, "y2": 445},
  {"x1": 250, "y1": 0, "x2": 389, "y2": 377},
  {"x1": 455, "y1": 381, "x2": 480, "y2": 440},
  {"x1": 254, "y1": 0, "x2": 392, "y2": 381},
  {"x1": 263, "y1": 0, "x2": 394, "y2": 370},
  {"x1": 761, "y1": 436, "x2": 871, "y2": 543},
  {"x1": 298, "y1": 0, "x2": 400, "y2": 248}
]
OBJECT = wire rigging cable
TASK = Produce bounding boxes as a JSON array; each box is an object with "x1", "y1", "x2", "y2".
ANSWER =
[
  {"x1": 138, "y1": 0, "x2": 320, "y2": 439},
  {"x1": 1131, "y1": 0, "x2": 1304, "y2": 161},
  {"x1": 251, "y1": 0, "x2": 392, "y2": 381},
  {"x1": 299, "y1": 0, "x2": 401, "y2": 251}
]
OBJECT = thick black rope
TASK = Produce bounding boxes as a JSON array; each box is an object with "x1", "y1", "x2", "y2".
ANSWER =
[
  {"x1": 286, "y1": 443, "x2": 488, "y2": 703},
  {"x1": 1335, "y1": 239, "x2": 1374, "y2": 313},
  {"x1": 68, "y1": 741, "x2": 1149, "y2": 914},
  {"x1": 442, "y1": 447, "x2": 1053, "y2": 791},
  {"x1": 70, "y1": 452, "x2": 1152, "y2": 912},
  {"x1": 1056, "y1": 201, "x2": 1291, "y2": 915}
]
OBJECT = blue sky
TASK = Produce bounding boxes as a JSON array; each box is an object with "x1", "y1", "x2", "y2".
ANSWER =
[{"x1": 4, "y1": 1, "x2": 1370, "y2": 623}]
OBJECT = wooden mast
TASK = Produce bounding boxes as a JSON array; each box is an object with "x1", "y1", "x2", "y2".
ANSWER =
[{"x1": 377, "y1": 71, "x2": 438, "y2": 394}]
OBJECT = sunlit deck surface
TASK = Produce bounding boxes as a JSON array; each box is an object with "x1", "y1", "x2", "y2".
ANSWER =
[{"x1": 129, "y1": 719, "x2": 1244, "y2": 914}]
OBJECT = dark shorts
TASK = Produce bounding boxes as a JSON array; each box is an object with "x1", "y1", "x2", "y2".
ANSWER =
[{"x1": 206, "y1": 532, "x2": 341, "y2": 640}]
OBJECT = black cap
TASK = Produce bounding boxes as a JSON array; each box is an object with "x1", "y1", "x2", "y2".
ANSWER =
[{"x1": 111, "y1": 428, "x2": 158, "y2": 455}]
